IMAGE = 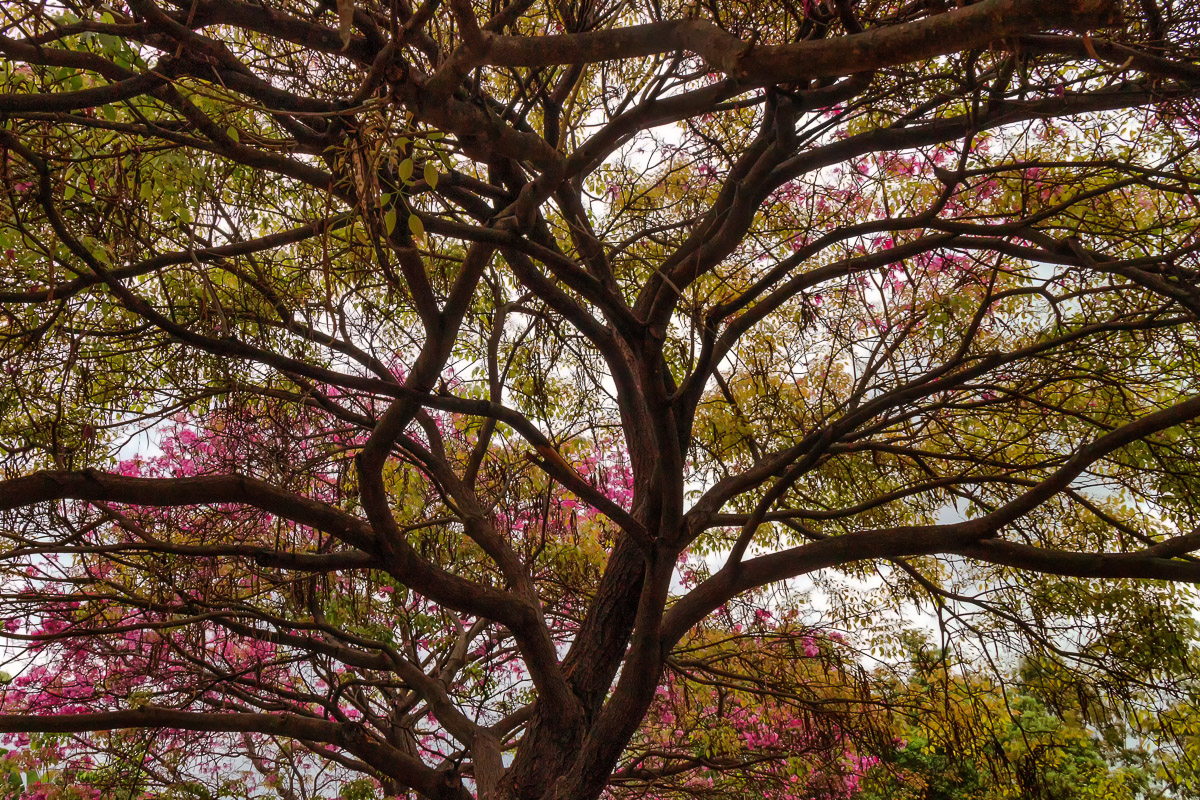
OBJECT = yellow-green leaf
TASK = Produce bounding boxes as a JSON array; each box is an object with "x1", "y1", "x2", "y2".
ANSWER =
[{"x1": 398, "y1": 158, "x2": 414, "y2": 182}]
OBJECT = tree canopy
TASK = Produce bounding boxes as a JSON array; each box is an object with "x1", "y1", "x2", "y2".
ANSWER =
[{"x1": 1, "y1": 0, "x2": 1200, "y2": 797}]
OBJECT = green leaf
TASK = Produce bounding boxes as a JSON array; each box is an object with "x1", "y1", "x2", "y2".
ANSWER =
[
  {"x1": 408, "y1": 213, "x2": 424, "y2": 241},
  {"x1": 424, "y1": 161, "x2": 439, "y2": 189}
]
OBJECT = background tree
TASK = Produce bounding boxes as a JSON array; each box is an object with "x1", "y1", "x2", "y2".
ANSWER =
[
  {"x1": 1, "y1": 0, "x2": 1200, "y2": 797},
  {"x1": 860, "y1": 636, "x2": 1174, "y2": 800}
]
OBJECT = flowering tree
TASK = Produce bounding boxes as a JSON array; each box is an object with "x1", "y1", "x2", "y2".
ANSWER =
[{"x1": 1, "y1": 0, "x2": 1200, "y2": 797}]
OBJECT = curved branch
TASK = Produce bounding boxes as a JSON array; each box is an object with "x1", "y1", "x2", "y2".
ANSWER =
[
  {"x1": 0, "y1": 707, "x2": 469, "y2": 800},
  {"x1": 0, "y1": 471, "x2": 376, "y2": 551},
  {"x1": 483, "y1": 0, "x2": 1116, "y2": 84},
  {"x1": 666, "y1": 393, "x2": 1200, "y2": 645}
]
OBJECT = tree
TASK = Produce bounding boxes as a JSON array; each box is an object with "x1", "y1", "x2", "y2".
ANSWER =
[
  {"x1": 861, "y1": 637, "x2": 1169, "y2": 800},
  {"x1": 1, "y1": 0, "x2": 1199, "y2": 796}
]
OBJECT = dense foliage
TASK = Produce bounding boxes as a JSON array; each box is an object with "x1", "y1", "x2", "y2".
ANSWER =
[{"x1": 2, "y1": 0, "x2": 1200, "y2": 797}]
